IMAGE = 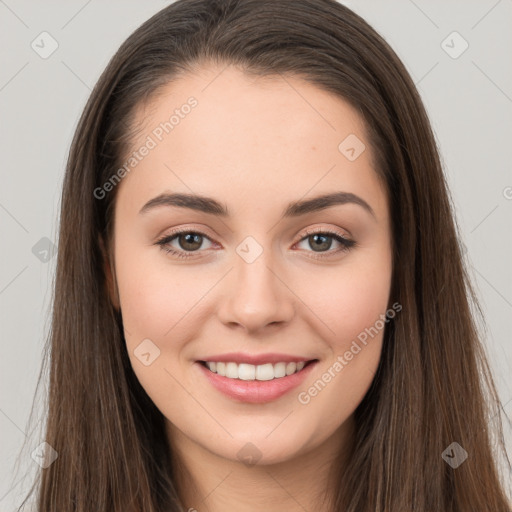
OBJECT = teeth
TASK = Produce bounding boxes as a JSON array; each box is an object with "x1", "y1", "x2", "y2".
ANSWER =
[
  {"x1": 274, "y1": 362, "x2": 286, "y2": 378},
  {"x1": 203, "y1": 360, "x2": 309, "y2": 380},
  {"x1": 256, "y1": 363, "x2": 274, "y2": 381},
  {"x1": 226, "y1": 362, "x2": 238, "y2": 379},
  {"x1": 239, "y1": 363, "x2": 256, "y2": 380},
  {"x1": 286, "y1": 362, "x2": 296, "y2": 375},
  {"x1": 216, "y1": 362, "x2": 226, "y2": 376}
]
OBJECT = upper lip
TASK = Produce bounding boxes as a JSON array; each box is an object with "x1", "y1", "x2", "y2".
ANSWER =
[{"x1": 198, "y1": 352, "x2": 316, "y2": 365}]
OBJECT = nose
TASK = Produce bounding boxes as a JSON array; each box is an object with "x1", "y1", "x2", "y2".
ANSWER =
[{"x1": 216, "y1": 248, "x2": 295, "y2": 334}]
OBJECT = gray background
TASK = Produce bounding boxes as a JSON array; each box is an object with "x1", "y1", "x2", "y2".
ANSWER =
[{"x1": 1, "y1": 0, "x2": 511, "y2": 509}]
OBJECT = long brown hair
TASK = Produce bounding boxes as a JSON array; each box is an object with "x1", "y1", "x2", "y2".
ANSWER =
[{"x1": 17, "y1": 0, "x2": 511, "y2": 510}]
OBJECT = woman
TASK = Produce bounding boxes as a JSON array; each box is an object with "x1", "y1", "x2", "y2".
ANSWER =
[{"x1": 19, "y1": 0, "x2": 511, "y2": 510}]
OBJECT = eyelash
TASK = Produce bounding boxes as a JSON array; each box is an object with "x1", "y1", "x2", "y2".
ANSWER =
[{"x1": 155, "y1": 227, "x2": 356, "y2": 261}]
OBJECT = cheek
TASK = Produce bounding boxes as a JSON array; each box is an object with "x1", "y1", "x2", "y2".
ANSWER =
[
  {"x1": 115, "y1": 241, "x2": 207, "y2": 345},
  {"x1": 294, "y1": 246, "x2": 392, "y2": 351},
  {"x1": 114, "y1": 247, "x2": 206, "y2": 417},
  {"x1": 334, "y1": 269, "x2": 391, "y2": 347},
  {"x1": 293, "y1": 257, "x2": 391, "y2": 433}
]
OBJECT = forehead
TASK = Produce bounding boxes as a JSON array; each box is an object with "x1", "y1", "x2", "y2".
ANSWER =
[
  {"x1": 116, "y1": 64, "x2": 387, "y2": 222},
  {"x1": 131, "y1": 64, "x2": 370, "y2": 154}
]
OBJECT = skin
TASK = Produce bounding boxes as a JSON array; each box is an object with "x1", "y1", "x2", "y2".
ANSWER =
[{"x1": 107, "y1": 64, "x2": 393, "y2": 511}]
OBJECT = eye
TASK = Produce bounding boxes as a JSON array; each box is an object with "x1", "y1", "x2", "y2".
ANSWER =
[
  {"x1": 154, "y1": 227, "x2": 356, "y2": 260},
  {"x1": 155, "y1": 228, "x2": 215, "y2": 259},
  {"x1": 294, "y1": 228, "x2": 356, "y2": 260}
]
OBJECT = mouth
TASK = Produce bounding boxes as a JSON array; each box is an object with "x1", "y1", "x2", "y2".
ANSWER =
[{"x1": 195, "y1": 357, "x2": 319, "y2": 403}]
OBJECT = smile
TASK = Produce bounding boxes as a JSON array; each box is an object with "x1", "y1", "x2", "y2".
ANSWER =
[{"x1": 196, "y1": 357, "x2": 319, "y2": 403}]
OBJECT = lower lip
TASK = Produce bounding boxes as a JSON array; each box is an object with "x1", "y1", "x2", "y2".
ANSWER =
[{"x1": 196, "y1": 361, "x2": 318, "y2": 403}]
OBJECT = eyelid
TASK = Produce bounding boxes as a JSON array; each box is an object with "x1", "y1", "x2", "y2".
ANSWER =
[
  {"x1": 154, "y1": 225, "x2": 217, "y2": 246},
  {"x1": 154, "y1": 224, "x2": 355, "y2": 259},
  {"x1": 155, "y1": 224, "x2": 350, "y2": 243},
  {"x1": 154, "y1": 224, "x2": 218, "y2": 243},
  {"x1": 298, "y1": 226, "x2": 351, "y2": 242}
]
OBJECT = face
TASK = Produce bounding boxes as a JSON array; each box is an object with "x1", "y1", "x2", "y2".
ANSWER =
[{"x1": 108, "y1": 64, "x2": 393, "y2": 466}]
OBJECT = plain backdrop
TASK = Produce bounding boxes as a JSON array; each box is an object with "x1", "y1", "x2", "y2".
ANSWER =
[{"x1": 1, "y1": 1, "x2": 511, "y2": 510}]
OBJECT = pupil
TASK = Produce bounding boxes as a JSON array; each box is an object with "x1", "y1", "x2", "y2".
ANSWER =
[
  {"x1": 311, "y1": 234, "x2": 331, "y2": 252},
  {"x1": 181, "y1": 233, "x2": 202, "y2": 251}
]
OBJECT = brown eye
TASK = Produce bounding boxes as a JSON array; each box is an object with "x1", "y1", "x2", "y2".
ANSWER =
[
  {"x1": 295, "y1": 229, "x2": 356, "y2": 259},
  {"x1": 176, "y1": 232, "x2": 203, "y2": 251},
  {"x1": 155, "y1": 230, "x2": 215, "y2": 259},
  {"x1": 306, "y1": 233, "x2": 333, "y2": 252}
]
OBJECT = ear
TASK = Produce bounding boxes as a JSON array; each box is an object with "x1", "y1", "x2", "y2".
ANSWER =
[{"x1": 99, "y1": 235, "x2": 120, "y2": 311}]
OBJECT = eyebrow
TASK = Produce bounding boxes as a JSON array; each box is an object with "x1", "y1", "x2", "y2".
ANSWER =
[{"x1": 139, "y1": 191, "x2": 376, "y2": 220}]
